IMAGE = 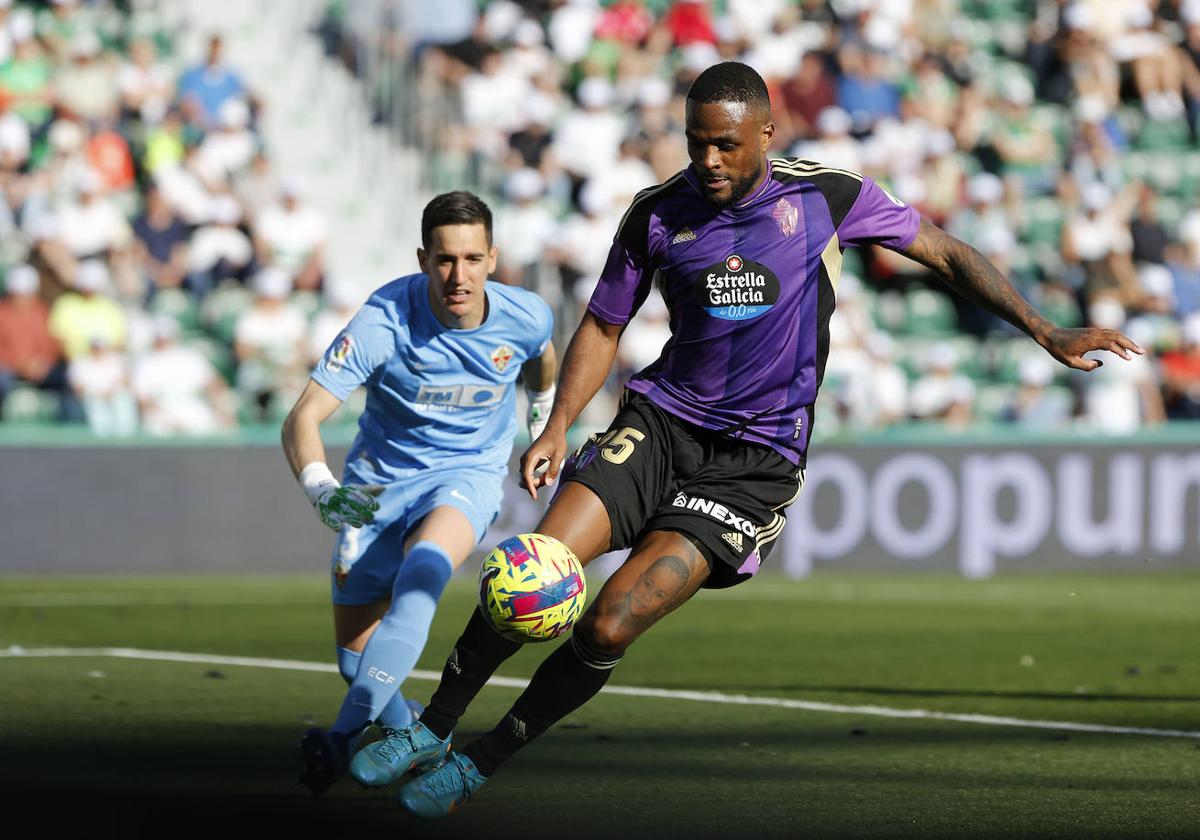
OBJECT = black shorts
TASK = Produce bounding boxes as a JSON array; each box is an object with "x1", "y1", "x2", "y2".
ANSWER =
[{"x1": 562, "y1": 392, "x2": 804, "y2": 588}]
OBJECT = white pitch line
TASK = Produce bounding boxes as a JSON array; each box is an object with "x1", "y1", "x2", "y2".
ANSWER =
[
  {"x1": 2, "y1": 646, "x2": 1197, "y2": 740},
  {"x1": 0, "y1": 594, "x2": 318, "y2": 608}
]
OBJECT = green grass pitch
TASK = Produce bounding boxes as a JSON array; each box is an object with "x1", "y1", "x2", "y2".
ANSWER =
[{"x1": 1, "y1": 573, "x2": 1197, "y2": 838}]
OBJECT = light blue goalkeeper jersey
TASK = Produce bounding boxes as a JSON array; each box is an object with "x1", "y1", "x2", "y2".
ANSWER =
[{"x1": 311, "y1": 273, "x2": 553, "y2": 475}]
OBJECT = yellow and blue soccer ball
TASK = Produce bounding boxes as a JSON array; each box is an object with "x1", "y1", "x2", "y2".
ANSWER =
[{"x1": 479, "y1": 533, "x2": 586, "y2": 643}]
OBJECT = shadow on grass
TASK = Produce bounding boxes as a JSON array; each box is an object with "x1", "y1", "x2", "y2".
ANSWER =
[{"x1": 1, "y1": 718, "x2": 1197, "y2": 838}]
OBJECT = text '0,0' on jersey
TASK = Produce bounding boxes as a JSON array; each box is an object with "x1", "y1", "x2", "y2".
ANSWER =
[
  {"x1": 588, "y1": 158, "x2": 920, "y2": 465},
  {"x1": 311, "y1": 274, "x2": 553, "y2": 472}
]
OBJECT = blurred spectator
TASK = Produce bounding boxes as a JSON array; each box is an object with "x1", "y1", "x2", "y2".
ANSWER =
[
  {"x1": 55, "y1": 30, "x2": 118, "y2": 122},
  {"x1": 177, "y1": 34, "x2": 247, "y2": 130},
  {"x1": 857, "y1": 333, "x2": 909, "y2": 429},
  {"x1": 553, "y1": 178, "x2": 618, "y2": 306},
  {"x1": 1130, "y1": 183, "x2": 1170, "y2": 266},
  {"x1": 1160, "y1": 313, "x2": 1200, "y2": 419},
  {"x1": 67, "y1": 335, "x2": 136, "y2": 437},
  {"x1": 1001, "y1": 355, "x2": 1071, "y2": 428},
  {"x1": 118, "y1": 37, "x2": 175, "y2": 123},
  {"x1": 47, "y1": 260, "x2": 126, "y2": 361},
  {"x1": 1061, "y1": 181, "x2": 1142, "y2": 307},
  {"x1": 37, "y1": 0, "x2": 100, "y2": 64},
  {"x1": 0, "y1": 264, "x2": 77, "y2": 421},
  {"x1": 133, "y1": 316, "x2": 235, "y2": 435},
  {"x1": 253, "y1": 178, "x2": 327, "y2": 291},
  {"x1": 1109, "y1": 2, "x2": 1185, "y2": 121},
  {"x1": 233, "y1": 150, "x2": 277, "y2": 219},
  {"x1": 990, "y1": 74, "x2": 1059, "y2": 196},
  {"x1": 494, "y1": 167, "x2": 557, "y2": 287},
  {"x1": 779, "y1": 52, "x2": 837, "y2": 143},
  {"x1": 554, "y1": 76, "x2": 624, "y2": 182},
  {"x1": 663, "y1": 0, "x2": 716, "y2": 48},
  {"x1": 132, "y1": 184, "x2": 190, "y2": 293},
  {"x1": 1082, "y1": 295, "x2": 1165, "y2": 433},
  {"x1": 195, "y1": 97, "x2": 257, "y2": 185},
  {"x1": 1168, "y1": 212, "x2": 1200, "y2": 318},
  {"x1": 188, "y1": 195, "x2": 253, "y2": 295},
  {"x1": 793, "y1": 106, "x2": 861, "y2": 171},
  {"x1": 836, "y1": 44, "x2": 900, "y2": 133},
  {"x1": 0, "y1": 9, "x2": 54, "y2": 128},
  {"x1": 948, "y1": 173, "x2": 1009, "y2": 248},
  {"x1": 58, "y1": 169, "x2": 132, "y2": 259},
  {"x1": 507, "y1": 93, "x2": 557, "y2": 171},
  {"x1": 909, "y1": 342, "x2": 975, "y2": 428},
  {"x1": 234, "y1": 267, "x2": 306, "y2": 421}
]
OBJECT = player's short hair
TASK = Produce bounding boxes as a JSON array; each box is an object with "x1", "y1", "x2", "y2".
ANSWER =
[
  {"x1": 686, "y1": 61, "x2": 771, "y2": 116},
  {"x1": 421, "y1": 191, "x2": 493, "y2": 249}
]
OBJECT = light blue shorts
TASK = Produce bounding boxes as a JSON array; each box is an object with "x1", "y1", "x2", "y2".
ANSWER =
[{"x1": 329, "y1": 458, "x2": 505, "y2": 606}]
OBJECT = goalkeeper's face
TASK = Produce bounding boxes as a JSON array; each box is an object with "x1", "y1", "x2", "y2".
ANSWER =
[
  {"x1": 685, "y1": 99, "x2": 774, "y2": 209},
  {"x1": 419, "y1": 223, "x2": 498, "y2": 329}
]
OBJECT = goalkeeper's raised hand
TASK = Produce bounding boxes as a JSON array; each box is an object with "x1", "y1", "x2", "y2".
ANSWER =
[{"x1": 299, "y1": 463, "x2": 383, "y2": 531}]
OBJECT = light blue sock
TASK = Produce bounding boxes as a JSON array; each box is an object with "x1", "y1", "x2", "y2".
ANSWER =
[
  {"x1": 330, "y1": 542, "x2": 454, "y2": 737},
  {"x1": 337, "y1": 645, "x2": 415, "y2": 731}
]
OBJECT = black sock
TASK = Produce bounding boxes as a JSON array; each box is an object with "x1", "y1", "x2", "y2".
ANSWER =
[
  {"x1": 464, "y1": 633, "x2": 621, "y2": 776},
  {"x1": 419, "y1": 607, "x2": 523, "y2": 740}
]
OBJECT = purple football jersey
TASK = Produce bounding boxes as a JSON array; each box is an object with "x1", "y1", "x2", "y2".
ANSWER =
[{"x1": 588, "y1": 158, "x2": 919, "y2": 464}]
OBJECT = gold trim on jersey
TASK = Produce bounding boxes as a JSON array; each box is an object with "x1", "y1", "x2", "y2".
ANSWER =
[
  {"x1": 616, "y1": 172, "x2": 687, "y2": 238},
  {"x1": 771, "y1": 158, "x2": 864, "y2": 183},
  {"x1": 820, "y1": 232, "x2": 844, "y2": 293}
]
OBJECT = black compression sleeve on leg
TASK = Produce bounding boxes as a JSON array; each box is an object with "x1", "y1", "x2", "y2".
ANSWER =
[
  {"x1": 419, "y1": 607, "x2": 524, "y2": 740},
  {"x1": 464, "y1": 633, "x2": 621, "y2": 776}
]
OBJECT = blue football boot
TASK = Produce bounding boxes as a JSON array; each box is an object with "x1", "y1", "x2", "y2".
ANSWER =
[
  {"x1": 349, "y1": 721, "x2": 450, "y2": 788},
  {"x1": 298, "y1": 727, "x2": 349, "y2": 797},
  {"x1": 398, "y1": 751, "x2": 487, "y2": 818}
]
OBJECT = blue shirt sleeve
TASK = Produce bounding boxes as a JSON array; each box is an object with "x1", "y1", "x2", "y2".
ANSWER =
[{"x1": 310, "y1": 298, "x2": 398, "y2": 400}]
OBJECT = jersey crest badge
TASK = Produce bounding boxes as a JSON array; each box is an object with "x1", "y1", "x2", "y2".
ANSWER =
[
  {"x1": 772, "y1": 197, "x2": 798, "y2": 237},
  {"x1": 490, "y1": 344, "x2": 514, "y2": 372},
  {"x1": 671, "y1": 226, "x2": 696, "y2": 245},
  {"x1": 327, "y1": 333, "x2": 354, "y2": 372}
]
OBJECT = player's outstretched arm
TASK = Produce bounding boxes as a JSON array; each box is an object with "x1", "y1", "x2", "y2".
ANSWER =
[
  {"x1": 282, "y1": 379, "x2": 381, "y2": 531},
  {"x1": 520, "y1": 312, "x2": 622, "y2": 499},
  {"x1": 900, "y1": 219, "x2": 1143, "y2": 371}
]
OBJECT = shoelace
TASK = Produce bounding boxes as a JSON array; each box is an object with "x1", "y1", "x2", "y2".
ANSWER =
[
  {"x1": 421, "y1": 758, "x2": 472, "y2": 801},
  {"x1": 375, "y1": 727, "x2": 419, "y2": 763}
]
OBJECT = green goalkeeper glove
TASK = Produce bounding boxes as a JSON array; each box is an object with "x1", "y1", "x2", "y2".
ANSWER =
[
  {"x1": 300, "y1": 463, "x2": 383, "y2": 531},
  {"x1": 527, "y1": 384, "x2": 555, "y2": 441}
]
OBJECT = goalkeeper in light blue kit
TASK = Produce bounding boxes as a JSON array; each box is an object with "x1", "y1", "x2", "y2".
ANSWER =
[{"x1": 281, "y1": 191, "x2": 556, "y2": 796}]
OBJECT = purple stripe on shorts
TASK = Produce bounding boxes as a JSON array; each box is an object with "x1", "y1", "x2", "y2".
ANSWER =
[{"x1": 736, "y1": 549, "x2": 761, "y2": 577}]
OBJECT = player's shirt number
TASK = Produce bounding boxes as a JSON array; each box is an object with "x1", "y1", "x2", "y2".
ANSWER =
[{"x1": 597, "y1": 427, "x2": 645, "y2": 465}]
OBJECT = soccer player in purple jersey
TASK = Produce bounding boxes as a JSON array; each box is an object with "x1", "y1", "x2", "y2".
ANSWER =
[{"x1": 359, "y1": 62, "x2": 1143, "y2": 817}]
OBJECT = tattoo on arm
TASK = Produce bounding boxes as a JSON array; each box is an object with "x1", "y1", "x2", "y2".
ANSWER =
[{"x1": 902, "y1": 219, "x2": 1051, "y2": 340}]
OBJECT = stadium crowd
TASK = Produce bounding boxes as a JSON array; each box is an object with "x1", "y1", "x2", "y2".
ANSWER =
[
  {"x1": 3, "y1": 0, "x2": 1200, "y2": 438},
  {"x1": 326, "y1": 0, "x2": 1200, "y2": 437},
  {"x1": 0, "y1": 0, "x2": 350, "y2": 436}
]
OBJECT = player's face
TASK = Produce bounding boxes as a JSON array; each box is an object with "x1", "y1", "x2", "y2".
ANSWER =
[
  {"x1": 418, "y1": 223, "x2": 498, "y2": 329},
  {"x1": 685, "y1": 100, "x2": 774, "y2": 209}
]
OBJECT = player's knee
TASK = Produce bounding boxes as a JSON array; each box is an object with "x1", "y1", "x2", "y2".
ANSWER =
[{"x1": 574, "y1": 612, "x2": 632, "y2": 657}]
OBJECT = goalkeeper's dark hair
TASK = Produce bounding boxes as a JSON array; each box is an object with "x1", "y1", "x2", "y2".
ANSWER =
[
  {"x1": 421, "y1": 191, "x2": 493, "y2": 249},
  {"x1": 686, "y1": 61, "x2": 771, "y2": 116}
]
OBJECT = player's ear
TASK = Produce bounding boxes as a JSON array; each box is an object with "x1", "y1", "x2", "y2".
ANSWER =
[
  {"x1": 417, "y1": 247, "x2": 428, "y2": 274},
  {"x1": 487, "y1": 245, "x2": 498, "y2": 274},
  {"x1": 761, "y1": 119, "x2": 775, "y2": 152}
]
